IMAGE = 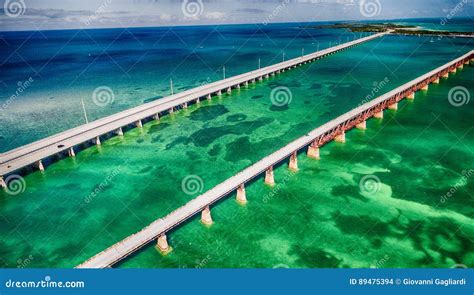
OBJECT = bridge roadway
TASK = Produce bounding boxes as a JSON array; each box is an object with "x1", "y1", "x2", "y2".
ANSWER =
[
  {"x1": 76, "y1": 50, "x2": 473, "y2": 268},
  {"x1": 0, "y1": 32, "x2": 387, "y2": 180}
]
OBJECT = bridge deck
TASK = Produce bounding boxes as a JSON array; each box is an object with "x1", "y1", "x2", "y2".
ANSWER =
[
  {"x1": 76, "y1": 50, "x2": 473, "y2": 268},
  {"x1": 0, "y1": 33, "x2": 387, "y2": 177}
]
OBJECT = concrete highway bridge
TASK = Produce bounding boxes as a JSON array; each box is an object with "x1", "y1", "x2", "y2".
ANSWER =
[
  {"x1": 0, "y1": 32, "x2": 387, "y2": 187},
  {"x1": 76, "y1": 50, "x2": 473, "y2": 268}
]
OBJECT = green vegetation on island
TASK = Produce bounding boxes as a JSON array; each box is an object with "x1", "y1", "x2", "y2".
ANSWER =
[{"x1": 305, "y1": 23, "x2": 474, "y2": 37}]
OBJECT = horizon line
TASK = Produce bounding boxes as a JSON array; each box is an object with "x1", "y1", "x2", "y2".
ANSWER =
[{"x1": 0, "y1": 16, "x2": 464, "y2": 34}]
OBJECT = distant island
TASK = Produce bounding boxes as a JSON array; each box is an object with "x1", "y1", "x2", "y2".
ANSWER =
[{"x1": 305, "y1": 23, "x2": 474, "y2": 37}]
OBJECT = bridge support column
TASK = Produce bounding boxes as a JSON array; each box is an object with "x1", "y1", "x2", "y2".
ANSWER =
[
  {"x1": 236, "y1": 84, "x2": 240, "y2": 89},
  {"x1": 207, "y1": 94, "x2": 212, "y2": 100},
  {"x1": 421, "y1": 85, "x2": 429, "y2": 91},
  {"x1": 265, "y1": 74, "x2": 269, "y2": 79},
  {"x1": 68, "y1": 147, "x2": 76, "y2": 157},
  {"x1": 227, "y1": 87, "x2": 231, "y2": 94},
  {"x1": 37, "y1": 160, "x2": 45, "y2": 172},
  {"x1": 374, "y1": 111, "x2": 383, "y2": 119},
  {"x1": 116, "y1": 127, "x2": 124, "y2": 136},
  {"x1": 136, "y1": 120, "x2": 143, "y2": 128},
  {"x1": 450, "y1": 67, "x2": 456, "y2": 73},
  {"x1": 407, "y1": 92, "x2": 415, "y2": 100},
  {"x1": 356, "y1": 121, "x2": 366, "y2": 130},
  {"x1": 465, "y1": 60, "x2": 469, "y2": 65},
  {"x1": 95, "y1": 136, "x2": 101, "y2": 145},
  {"x1": 258, "y1": 76, "x2": 263, "y2": 81},
  {"x1": 154, "y1": 114, "x2": 160, "y2": 120},
  {"x1": 458, "y1": 64, "x2": 463, "y2": 70},
  {"x1": 217, "y1": 90, "x2": 222, "y2": 96},
  {"x1": 289, "y1": 151, "x2": 298, "y2": 171},
  {"x1": 182, "y1": 102, "x2": 188, "y2": 109},
  {"x1": 388, "y1": 103, "x2": 398, "y2": 110},
  {"x1": 244, "y1": 81, "x2": 248, "y2": 86},
  {"x1": 196, "y1": 98, "x2": 200, "y2": 104},
  {"x1": 156, "y1": 234, "x2": 171, "y2": 254},
  {"x1": 335, "y1": 132, "x2": 346, "y2": 143},
  {"x1": 271, "y1": 72, "x2": 275, "y2": 76},
  {"x1": 251, "y1": 79, "x2": 255, "y2": 83},
  {"x1": 307, "y1": 145, "x2": 320, "y2": 159},
  {"x1": 0, "y1": 176, "x2": 6, "y2": 189},
  {"x1": 432, "y1": 78, "x2": 440, "y2": 84},
  {"x1": 442, "y1": 72, "x2": 449, "y2": 78},
  {"x1": 169, "y1": 108, "x2": 174, "y2": 114},
  {"x1": 236, "y1": 184, "x2": 247, "y2": 204},
  {"x1": 265, "y1": 166, "x2": 275, "y2": 187},
  {"x1": 201, "y1": 205, "x2": 213, "y2": 225}
]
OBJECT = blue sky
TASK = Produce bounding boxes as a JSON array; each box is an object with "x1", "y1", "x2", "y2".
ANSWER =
[{"x1": 0, "y1": 0, "x2": 472, "y2": 31}]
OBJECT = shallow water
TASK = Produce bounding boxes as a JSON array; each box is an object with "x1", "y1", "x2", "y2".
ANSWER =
[{"x1": 119, "y1": 65, "x2": 474, "y2": 268}]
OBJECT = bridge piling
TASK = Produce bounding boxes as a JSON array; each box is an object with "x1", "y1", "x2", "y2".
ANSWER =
[
  {"x1": 407, "y1": 93, "x2": 415, "y2": 100},
  {"x1": 432, "y1": 78, "x2": 440, "y2": 84},
  {"x1": 265, "y1": 166, "x2": 275, "y2": 187},
  {"x1": 136, "y1": 120, "x2": 143, "y2": 128},
  {"x1": 356, "y1": 121, "x2": 367, "y2": 130},
  {"x1": 207, "y1": 94, "x2": 212, "y2": 100},
  {"x1": 182, "y1": 102, "x2": 188, "y2": 109},
  {"x1": 226, "y1": 87, "x2": 231, "y2": 94},
  {"x1": 236, "y1": 184, "x2": 247, "y2": 204},
  {"x1": 196, "y1": 98, "x2": 201, "y2": 104},
  {"x1": 374, "y1": 111, "x2": 383, "y2": 119},
  {"x1": 307, "y1": 144, "x2": 320, "y2": 159},
  {"x1": 289, "y1": 151, "x2": 298, "y2": 171},
  {"x1": 388, "y1": 103, "x2": 398, "y2": 110},
  {"x1": 335, "y1": 132, "x2": 346, "y2": 143},
  {"x1": 68, "y1": 147, "x2": 76, "y2": 157},
  {"x1": 0, "y1": 177, "x2": 6, "y2": 189},
  {"x1": 201, "y1": 205, "x2": 213, "y2": 225},
  {"x1": 421, "y1": 85, "x2": 429, "y2": 91},
  {"x1": 154, "y1": 113, "x2": 160, "y2": 120},
  {"x1": 156, "y1": 234, "x2": 171, "y2": 254},
  {"x1": 95, "y1": 136, "x2": 101, "y2": 145},
  {"x1": 169, "y1": 108, "x2": 174, "y2": 114},
  {"x1": 116, "y1": 127, "x2": 124, "y2": 136},
  {"x1": 37, "y1": 160, "x2": 45, "y2": 172}
]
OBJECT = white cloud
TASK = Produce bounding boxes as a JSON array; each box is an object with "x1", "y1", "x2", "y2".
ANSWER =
[
  {"x1": 160, "y1": 13, "x2": 175, "y2": 21},
  {"x1": 204, "y1": 11, "x2": 226, "y2": 20}
]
